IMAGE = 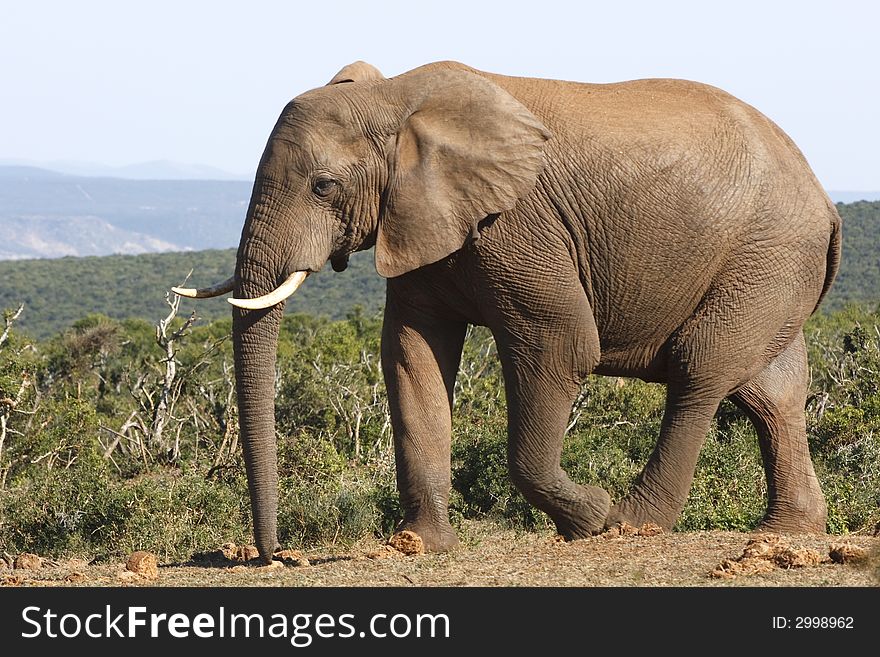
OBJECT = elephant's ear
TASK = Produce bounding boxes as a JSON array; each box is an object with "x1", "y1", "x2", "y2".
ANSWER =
[
  {"x1": 376, "y1": 68, "x2": 551, "y2": 278},
  {"x1": 327, "y1": 61, "x2": 385, "y2": 85}
]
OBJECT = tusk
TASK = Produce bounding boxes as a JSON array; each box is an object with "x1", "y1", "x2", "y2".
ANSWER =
[
  {"x1": 228, "y1": 271, "x2": 309, "y2": 309},
  {"x1": 172, "y1": 276, "x2": 235, "y2": 299}
]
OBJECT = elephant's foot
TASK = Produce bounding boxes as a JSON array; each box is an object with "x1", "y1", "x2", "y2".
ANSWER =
[
  {"x1": 257, "y1": 540, "x2": 282, "y2": 565},
  {"x1": 395, "y1": 519, "x2": 459, "y2": 553},
  {"x1": 755, "y1": 496, "x2": 827, "y2": 534},
  {"x1": 604, "y1": 487, "x2": 679, "y2": 532},
  {"x1": 549, "y1": 484, "x2": 612, "y2": 540}
]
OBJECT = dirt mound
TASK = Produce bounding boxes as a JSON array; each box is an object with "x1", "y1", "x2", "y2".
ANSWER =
[
  {"x1": 274, "y1": 549, "x2": 310, "y2": 567},
  {"x1": 14, "y1": 553, "x2": 43, "y2": 570},
  {"x1": 828, "y1": 542, "x2": 869, "y2": 564},
  {"x1": 190, "y1": 543, "x2": 312, "y2": 568},
  {"x1": 191, "y1": 542, "x2": 260, "y2": 565},
  {"x1": 365, "y1": 545, "x2": 400, "y2": 560},
  {"x1": 224, "y1": 543, "x2": 260, "y2": 562},
  {"x1": 122, "y1": 551, "x2": 159, "y2": 581},
  {"x1": 363, "y1": 531, "x2": 427, "y2": 559},
  {"x1": 388, "y1": 530, "x2": 425, "y2": 555},
  {"x1": 710, "y1": 534, "x2": 862, "y2": 579}
]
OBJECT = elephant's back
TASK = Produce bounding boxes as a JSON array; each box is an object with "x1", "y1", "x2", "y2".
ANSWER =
[{"x1": 476, "y1": 67, "x2": 818, "y2": 194}]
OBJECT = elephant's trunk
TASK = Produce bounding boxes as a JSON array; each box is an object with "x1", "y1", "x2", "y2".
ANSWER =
[
  {"x1": 232, "y1": 299, "x2": 283, "y2": 563},
  {"x1": 232, "y1": 188, "x2": 292, "y2": 562}
]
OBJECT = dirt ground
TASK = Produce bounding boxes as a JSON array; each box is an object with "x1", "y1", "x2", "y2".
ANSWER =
[{"x1": 2, "y1": 521, "x2": 878, "y2": 587}]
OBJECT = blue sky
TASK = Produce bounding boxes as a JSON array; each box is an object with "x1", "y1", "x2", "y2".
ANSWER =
[{"x1": 1, "y1": 0, "x2": 877, "y2": 189}]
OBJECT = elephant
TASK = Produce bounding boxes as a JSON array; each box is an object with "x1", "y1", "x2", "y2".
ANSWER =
[{"x1": 175, "y1": 60, "x2": 841, "y2": 564}]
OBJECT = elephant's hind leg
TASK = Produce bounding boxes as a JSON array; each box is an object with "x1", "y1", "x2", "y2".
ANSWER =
[
  {"x1": 731, "y1": 332, "x2": 827, "y2": 533},
  {"x1": 604, "y1": 381, "x2": 724, "y2": 530}
]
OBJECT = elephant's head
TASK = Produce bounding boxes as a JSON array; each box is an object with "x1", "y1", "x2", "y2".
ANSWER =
[{"x1": 175, "y1": 61, "x2": 550, "y2": 562}]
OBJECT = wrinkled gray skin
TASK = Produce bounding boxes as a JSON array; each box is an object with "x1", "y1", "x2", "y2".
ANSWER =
[{"x1": 227, "y1": 61, "x2": 841, "y2": 562}]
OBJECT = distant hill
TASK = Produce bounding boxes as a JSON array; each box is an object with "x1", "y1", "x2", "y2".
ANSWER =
[
  {"x1": 828, "y1": 191, "x2": 880, "y2": 204},
  {"x1": 826, "y1": 200, "x2": 880, "y2": 310},
  {"x1": 0, "y1": 215, "x2": 180, "y2": 260},
  {"x1": 0, "y1": 166, "x2": 251, "y2": 258},
  {"x1": 0, "y1": 165, "x2": 65, "y2": 180}
]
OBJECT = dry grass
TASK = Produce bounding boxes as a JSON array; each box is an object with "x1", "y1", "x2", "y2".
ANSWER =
[{"x1": 2, "y1": 520, "x2": 877, "y2": 588}]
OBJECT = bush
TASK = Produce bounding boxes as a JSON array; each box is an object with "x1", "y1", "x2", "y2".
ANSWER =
[
  {"x1": 677, "y1": 418, "x2": 767, "y2": 531},
  {"x1": 452, "y1": 421, "x2": 547, "y2": 530},
  {"x1": 0, "y1": 464, "x2": 250, "y2": 561},
  {"x1": 805, "y1": 308, "x2": 880, "y2": 533},
  {"x1": 275, "y1": 429, "x2": 396, "y2": 547}
]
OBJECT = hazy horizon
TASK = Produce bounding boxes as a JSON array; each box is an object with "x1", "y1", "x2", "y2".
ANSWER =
[
  {"x1": 1, "y1": 1, "x2": 878, "y2": 189},
  {"x1": 5, "y1": 160, "x2": 880, "y2": 203},
  {"x1": 5, "y1": 159, "x2": 880, "y2": 198},
  {"x1": 0, "y1": 156, "x2": 252, "y2": 181}
]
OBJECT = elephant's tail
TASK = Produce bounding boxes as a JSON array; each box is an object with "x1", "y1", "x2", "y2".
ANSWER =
[{"x1": 811, "y1": 207, "x2": 842, "y2": 315}]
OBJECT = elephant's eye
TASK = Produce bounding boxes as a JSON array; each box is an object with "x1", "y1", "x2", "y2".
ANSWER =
[{"x1": 312, "y1": 177, "x2": 337, "y2": 198}]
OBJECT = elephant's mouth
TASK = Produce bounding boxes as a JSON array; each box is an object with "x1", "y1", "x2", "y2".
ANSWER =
[
  {"x1": 172, "y1": 270, "x2": 310, "y2": 310},
  {"x1": 331, "y1": 254, "x2": 350, "y2": 272}
]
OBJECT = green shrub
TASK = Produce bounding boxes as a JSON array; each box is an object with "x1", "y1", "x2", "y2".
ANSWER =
[
  {"x1": 274, "y1": 429, "x2": 397, "y2": 548},
  {"x1": 805, "y1": 308, "x2": 880, "y2": 533},
  {"x1": 0, "y1": 467, "x2": 250, "y2": 561},
  {"x1": 677, "y1": 419, "x2": 766, "y2": 531},
  {"x1": 0, "y1": 460, "x2": 110, "y2": 556},
  {"x1": 277, "y1": 475, "x2": 386, "y2": 548},
  {"x1": 452, "y1": 422, "x2": 547, "y2": 530}
]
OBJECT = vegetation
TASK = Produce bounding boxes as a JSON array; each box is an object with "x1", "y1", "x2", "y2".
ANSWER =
[
  {"x1": 824, "y1": 201, "x2": 880, "y2": 310},
  {"x1": 1, "y1": 290, "x2": 878, "y2": 561}
]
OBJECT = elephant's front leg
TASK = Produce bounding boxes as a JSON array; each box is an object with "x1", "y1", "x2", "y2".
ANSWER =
[{"x1": 381, "y1": 297, "x2": 466, "y2": 552}]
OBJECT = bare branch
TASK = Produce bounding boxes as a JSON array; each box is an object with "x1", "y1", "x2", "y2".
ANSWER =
[
  {"x1": 0, "y1": 371, "x2": 30, "y2": 464},
  {"x1": 148, "y1": 273, "x2": 200, "y2": 453},
  {"x1": 0, "y1": 304, "x2": 24, "y2": 350}
]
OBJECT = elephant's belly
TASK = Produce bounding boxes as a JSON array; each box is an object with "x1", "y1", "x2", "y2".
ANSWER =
[{"x1": 593, "y1": 342, "x2": 669, "y2": 383}]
